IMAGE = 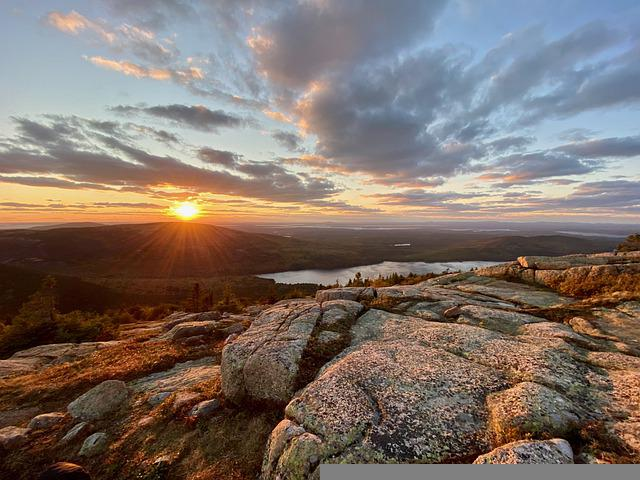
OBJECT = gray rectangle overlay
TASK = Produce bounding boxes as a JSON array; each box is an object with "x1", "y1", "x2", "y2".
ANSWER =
[{"x1": 321, "y1": 464, "x2": 640, "y2": 480}]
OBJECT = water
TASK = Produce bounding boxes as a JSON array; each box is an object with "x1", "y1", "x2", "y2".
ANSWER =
[
  {"x1": 556, "y1": 230, "x2": 626, "y2": 238},
  {"x1": 258, "y1": 260, "x2": 500, "y2": 286}
]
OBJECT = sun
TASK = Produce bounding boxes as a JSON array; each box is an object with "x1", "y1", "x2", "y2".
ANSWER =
[{"x1": 171, "y1": 201, "x2": 200, "y2": 220}]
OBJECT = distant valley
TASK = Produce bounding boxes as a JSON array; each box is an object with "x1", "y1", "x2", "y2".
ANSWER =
[
  {"x1": 0, "y1": 222, "x2": 623, "y2": 278},
  {"x1": 0, "y1": 222, "x2": 626, "y2": 319}
]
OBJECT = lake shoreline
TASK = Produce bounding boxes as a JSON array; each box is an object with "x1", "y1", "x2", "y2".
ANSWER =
[{"x1": 258, "y1": 260, "x2": 501, "y2": 286}]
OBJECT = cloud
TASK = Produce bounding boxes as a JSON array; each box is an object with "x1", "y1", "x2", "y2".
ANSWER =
[
  {"x1": 244, "y1": 5, "x2": 640, "y2": 188},
  {"x1": 46, "y1": 10, "x2": 114, "y2": 40},
  {"x1": 249, "y1": 0, "x2": 447, "y2": 87},
  {"x1": 487, "y1": 136, "x2": 535, "y2": 153},
  {"x1": 0, "y1": 201, "x2": 164, "y2": 212},
  {"x1": 0, "y1": 116, "x2": 340, "y2": 203},
  {"x1": 91, "y1": 202, "x2": 162, "y2": 209},
  {"x1": 86, "y1": 56, "x2": 203, "y2": 82},
  {"x1": 479, "y1": 151, "x2": 604, "y2": 185},
  {"x1": 554, "y1": 135, "x2": 640, "y2": 158},
  {"x1": 47, "y1": 11, "x2": 177, "y2": 64},
  {"x1": 556, "y1": 180, "x2": 640, "y2": 209},
  {"x1": 0, "y1": 175, "x2": 116, "y2": 190},
  {"x1": 272, "y1": 130, "x2": 303, "y2": 152},
  {"x1": 472, "y1": 21, "x2": 622, "y2": 118},
  {"x1": 197, "y1": 148, "x2": 241, "y2": 167},
  {"x1": 100, "y1": 0, "x2": 197, "y2": 30},
  {"x1": 369, "y1": 189, "x2": 485, "y2": 207},
  {"x1": 111, "y1": 104, "x2": 246, "y2": 132}
]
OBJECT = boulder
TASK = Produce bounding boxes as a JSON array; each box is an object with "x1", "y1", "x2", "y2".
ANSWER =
[
  {"x1": 28, "y1": 412, "x2": 67, "y2": 430},
  {"x1": 189, "y1": 399, "x2": 220, "y2": 419},
  {"x1": 221, "y1": 302, "x2": 321, "y2": 404},
  {"x1": 262, "y1": 419, "x2": 306, "y2": 479},
  {"x1": 486, "y1": 382, "x2": 582, "y2": 444},
  {"x1": 319, "y1": 300, "x2": 364, "y2": 328},
  {"x1": 172, "y1": 392, "x2": 201, "y2": 412},
  {"x1": 315, "y1": 287, "x2": 375, "y2": 303},
  {"x1": 0, "y1": 426, "x2": 29, "y2": 449},
  {"x1": 473, "y1": 439, "x2": 574, "y2": 464},
  {"x1": 162, "y1": 311, "x2": 221, "y2": 331},
  {"x1": 67, "y1": 380, "x2": 129, "y2": 421},
  {"x1": 163, "y1": 321, "x2": 220, "y2": 342},
  {"x1": 59, "y1": 422, "x2": 91, "y2": 444},
  {"x1": 129, "y1": 359, "x2": 219, "y2": 395},
  {"x1": 38, "y1": 462, "x2": 91, "y2": 478},
  {"x1": 79, "y1": 432, "x2": 108, "y2": 457}
]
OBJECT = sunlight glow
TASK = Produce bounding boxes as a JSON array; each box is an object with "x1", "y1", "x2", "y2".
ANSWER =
[{"x1": 171, "y1": 202, "x2": 200, "y2": 220}]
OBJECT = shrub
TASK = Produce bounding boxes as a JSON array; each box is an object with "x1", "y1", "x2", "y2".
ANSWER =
[
  {"x1": 54, "y1": 311, "x2": 119, "y2": 343},
  {"x1": 551, "y1": 272, "x2": 640, "y2": 298},
  {"x1": 617, "y1": 233, "x2": 640, "y2": 252},
  {"x1": 0, "y1": 276, "x2": 120, "y2": 357}
]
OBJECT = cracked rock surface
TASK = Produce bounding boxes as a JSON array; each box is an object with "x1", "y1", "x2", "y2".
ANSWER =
[{"x1": 217, "y1": 254, "x2": 640, "y2": 477}]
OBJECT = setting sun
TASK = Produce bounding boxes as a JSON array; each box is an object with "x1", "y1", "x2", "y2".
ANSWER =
[{"x1": 171, "y1": 202, "x2": 200, "y2": 220}]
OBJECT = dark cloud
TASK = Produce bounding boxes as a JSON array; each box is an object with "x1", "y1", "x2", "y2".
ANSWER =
[
  {"x1": 554, "y1": 135, "x2": 640, "y2": 158},
  {"x1": 197, "y1": 148, "x2": 241, "y2": 167},
  {"x1": 306, "y1": 199, "x2": 381, "y2": 214},
  {"x1": 0, "y1": 175, "x2": 115, "y2": 190},
  {"x1": 250, "y1": 0, "x2": 447, "y2": 87},
  {"x1": 272, "y1": 130, "x2": 303, "y2": 152},
  {"x1": 110, "y1": 104, "x2": 247, "y2": 132},
  {"x1": 552, "y1": 180, "x2": 640, "y2": 209},
  {"x1": 473, "y1": 21, "x2": 622, "y2": 118},
  {"x1": 0, "y1": 116, "x2": 339, "y2": 203},
  {"x1": 92, "y1": 202, "x2": 162, "y2": 209},
  {"x1": 480, "y1": 151, "x2": 604, "y2": 185},
  {"x1": 487, "y1": 136, "x2": 535, "y2": 153},
  {"x1": 249, "y1": 5, "x2": 639, "y2": 187},
  {"x1": 369, "y1": 189, "x2": 485, "y2": 207}
]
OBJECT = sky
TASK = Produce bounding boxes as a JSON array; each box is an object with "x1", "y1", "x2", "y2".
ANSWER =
[{"x1": 0, "y1": 0, "x2": 639, "y2": 224}]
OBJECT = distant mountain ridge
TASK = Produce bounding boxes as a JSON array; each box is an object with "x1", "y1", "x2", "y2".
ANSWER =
[
  {"x1": 0, "y1": 222, "x2": 621, "y2": 279},
  {"x1": 28, "y1": 222, "x2": 105, "y2": 230}
]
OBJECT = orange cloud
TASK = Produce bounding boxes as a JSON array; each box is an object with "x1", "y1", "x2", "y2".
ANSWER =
[
  {"x1": 86, "y1": 57, "x2": 204, "y2": 84},
  {"x1": 87, "y1": 56, "x2": 171, "y2": 80},
  {"x1": 263, "y1": 110, "x2": 292, "y2": 123},
  {"x1": 47, "y1": 11, "x2": 115, "y2": 43}
]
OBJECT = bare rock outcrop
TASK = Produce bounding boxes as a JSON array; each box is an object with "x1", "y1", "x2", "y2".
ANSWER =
[
  {"x1": 67, "y1": 380, "x2": 129, "y2": 422},
  {"x1": 476, "y1": 252, "x2": 640, "y2": 294},
  {"x1": 222, "y1": 302, "x2": 322, "y2": 404},
  {"x1": 0, "y1": 426, "x2": 30, "y2": 449},
  {"x1": 0, "y1": 341, "x2": 120, "y2": 378},
  {"x1": 316, "y1": 287, "x2": 375, "y2": 303},
  {"x1": 27, "y1": 412, "x2": 67, "y2": 431},
  {"x1": 473, "y1": 439, "x2": 574, "y2": 464},
  {"x1": 254, "y1": 266, "x2": 640, "y2": 476}
]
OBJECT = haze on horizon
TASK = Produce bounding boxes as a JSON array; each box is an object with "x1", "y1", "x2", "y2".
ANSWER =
[{"x1": 1, "y1": 0, "x2": 639, "y2": 224}]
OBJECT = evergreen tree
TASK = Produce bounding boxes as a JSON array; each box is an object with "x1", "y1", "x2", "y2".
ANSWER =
[
  {"x1": 191, "y1": 282, "x2": 201, "y2": 312},
  {"x1": 0, "y1": 276, "x2": 58, "y2": 356}
]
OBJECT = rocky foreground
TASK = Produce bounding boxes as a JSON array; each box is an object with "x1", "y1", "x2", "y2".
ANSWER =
[{"x1": 1, "y1": 251, "x2": 639, "y2": 478}]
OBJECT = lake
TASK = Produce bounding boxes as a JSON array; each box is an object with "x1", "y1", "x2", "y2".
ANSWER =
[{"x1": 258, "y1": 260, "x2": 500, "y2": 285}]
